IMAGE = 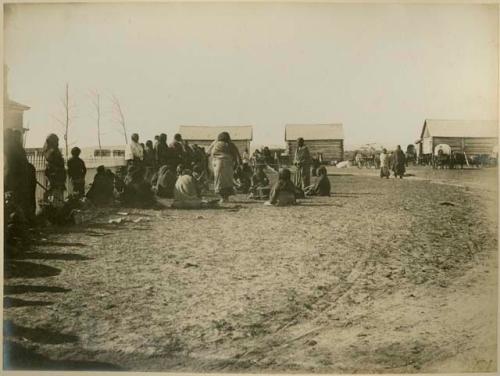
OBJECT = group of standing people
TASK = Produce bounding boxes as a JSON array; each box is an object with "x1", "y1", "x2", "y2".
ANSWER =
[{"x1": 378, "y1": 146, "x2": 406, "y2": 179}]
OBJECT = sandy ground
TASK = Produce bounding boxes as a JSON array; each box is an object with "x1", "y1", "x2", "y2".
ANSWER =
[{"x1": 3, "y1": 166, "x2": 498, "y2": 372}]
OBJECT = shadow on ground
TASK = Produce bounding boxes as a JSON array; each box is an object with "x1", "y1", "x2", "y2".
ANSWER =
[
  {"x1": 3, "y1": 340, "x2": 122, "y2": 371},
  {"x1": 4, "y1": 261, "x2": 61, "y2": 279},
  {"x1": 4, "y1": 297, "x2": 54, "y2": 308},
  {"x1": 4, "y1": 285, "x2": 71, "y2": 294},
  {"x1": 11, "y1": 252, "x2": 91, "y2": 261}
]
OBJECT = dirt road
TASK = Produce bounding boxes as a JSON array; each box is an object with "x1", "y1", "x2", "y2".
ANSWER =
[{"x1": 4, "y1": 167, "x2": 497, "y2": 372}]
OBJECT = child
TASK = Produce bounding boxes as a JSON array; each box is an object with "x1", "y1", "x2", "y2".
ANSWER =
[
  {"x1": 266, "y1": 168, "x2": 297, "y2": 206},
  {"x1": 67, "y1": 147, "x2": 87, "y2": 197},
  {"x1": 305, "y1": 166, "x2": 331, "y2": 196}
]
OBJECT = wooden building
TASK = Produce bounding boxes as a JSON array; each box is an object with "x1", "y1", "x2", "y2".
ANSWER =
[
  {"x1": 417, "y1": 119, "x2": 498, "y2": 156},
  {"x1": 3, "y1": 67, "x2": 30, "y2": 144},
  {"x1": 285, "y1": 124, "x2": 344, "y2": 162},
  {"x1": 178, "y1": 125, "x2": 253, "y2": 155}
]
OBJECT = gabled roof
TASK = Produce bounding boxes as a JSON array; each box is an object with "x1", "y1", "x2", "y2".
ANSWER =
[
  {"x1": 285, "y1": 124, "x2": 344, "y2": 141},
  {"x1": 7, "y1": 99, "x2": 30, "y2": 111},
  {"x1": 421, "y1": 119, "x2": 498, "y2": 139},
  {"x1": 178, "y1": 125, "x2": 253, "y2": 141}
]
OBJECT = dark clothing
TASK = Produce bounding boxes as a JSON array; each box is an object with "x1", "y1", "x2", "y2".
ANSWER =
[
  {"x1": 67, "y1": 156, "x2": 87, "y2": 196},
  {"x1": 251, "y1": 170, "x2": 270, "y2": 189},
  {"x1": 392, "y1": 149, "x2": 406, "y2": 178},
  {"x1": 154, "y1": 166, "x2": 176, "y2": 198},
  {"x1": 154, "y1": 142, "x2": 170, "y2": 168},
  {"x1": 144, "y1": 146, "x2": 155, "y2": 168},
  {"x1": 86, "y1": 171, "x2": 114, "y2": 205},
  {"x1": 122, "y1": 164, "x2": 155, "y2": 207},
  {"x1": 169, "y1": 141, "x2": 185, "y2": 170},
  {"x1": 44, "y1": 148, "x2": 66, "y2": 190},
  {"x1": 307, "y1": 174, "x2": 331, "y2": 196},
  {"x1": 270, "y1": 178, "x2": 296, "y2": 206}
]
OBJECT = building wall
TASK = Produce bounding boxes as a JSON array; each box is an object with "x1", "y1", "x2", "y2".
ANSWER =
[
  {"x1": 3, "y1": 108, "x2": 24, "y2": 131},
  {"x1": 186, "y1": 139, "x2": 250, "y2": 156},
  {"x1": 287, "y1": 139, "x2": 344, "y2": 162},
  {"x1": 426, "y1": 137, "x2": 498, "y2": 155}
]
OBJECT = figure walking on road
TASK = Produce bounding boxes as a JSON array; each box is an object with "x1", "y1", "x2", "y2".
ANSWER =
[{"x1": 392, "y1": 145, "x2": 406, "y2": 179}]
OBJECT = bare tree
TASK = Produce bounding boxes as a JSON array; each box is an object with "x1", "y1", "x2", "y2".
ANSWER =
[
  {"x1": 110, "y1": 94, "x2": 128, "y2": 145},
  {"x1": 53, "y1": 83, "x2": 76, "y2": 159},
  {"x1": 90, "y1": 90, "x2": 103, "y2": 155}
]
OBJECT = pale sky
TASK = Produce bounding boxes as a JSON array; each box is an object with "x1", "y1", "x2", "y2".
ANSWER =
[{"x1": 4, "y1": 3, "x2": 499, "y2": 150}]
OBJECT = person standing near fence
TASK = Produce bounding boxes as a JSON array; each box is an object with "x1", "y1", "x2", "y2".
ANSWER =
[
  {"x1": 67, "y1": 147, "x2": 87, "y2": 197},
  {"x1": 207, "y1": 131, "x2": 241, "y2": 203},
  {"x1": 42, "y1": 133, "x2": 66, "y2": 206},
  {"x1": 125, "y1": 133, "x2": 144, "y2": 166},
  {"x1": 293, "y1": 137, "x2": 311, "y2": 190}
]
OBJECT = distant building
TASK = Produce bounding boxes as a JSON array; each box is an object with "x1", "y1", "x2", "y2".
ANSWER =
[
  {"x1": 417, "y1": 119, "x2": 498, "y2": 156},
  {"x1": 178, "y1": 125, "x2": 253, "y2": 155},
  {"x1": 285, "y1": 124, "x2": 344, "y2": 162}
]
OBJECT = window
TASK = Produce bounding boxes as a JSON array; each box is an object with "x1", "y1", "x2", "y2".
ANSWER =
[{"x1": 94, "y1": 149, "x2": 111, "y2": 157}]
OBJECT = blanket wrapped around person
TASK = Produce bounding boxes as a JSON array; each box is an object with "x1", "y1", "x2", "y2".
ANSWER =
[{"x1": 207, "y1": 132, "x2": 241, "y2": 203}]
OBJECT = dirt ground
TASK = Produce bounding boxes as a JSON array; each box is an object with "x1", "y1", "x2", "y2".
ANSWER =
[{"x1": 3, "y1": 166, "x2": 498, "y2": 373}]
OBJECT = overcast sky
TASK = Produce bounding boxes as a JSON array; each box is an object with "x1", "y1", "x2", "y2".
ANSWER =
[{"x1": 4, "y1": 3, "x2": 498, "y2": 149}]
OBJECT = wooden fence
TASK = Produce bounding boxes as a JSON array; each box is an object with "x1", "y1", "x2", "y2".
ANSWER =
[{"x1": 26, "y1": 150, "x2": 126, "y2": 207}]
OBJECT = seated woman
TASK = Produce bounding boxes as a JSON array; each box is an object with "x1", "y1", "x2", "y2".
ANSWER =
[
  {"x1": 154, "y1": 165, "x2": 176, "y2": 198},
  {"x1": 172, "y1": 169, "x2": 203, "y2": 209},
  {"x1": 305, "y1": 166, "x2": 331, "y2": 196},
  {"x1": 86, "y1": 166, "x2": 114, "y2": 206},
  {"x1": 266, "y1": 168, "x2": 297, "y2": 206},
  {"x1": 248, "y1": 164, "x2": 270, "y2": 200},
  {"x1": 121, "y1": 163, "x2": 155, "y2": 207}
]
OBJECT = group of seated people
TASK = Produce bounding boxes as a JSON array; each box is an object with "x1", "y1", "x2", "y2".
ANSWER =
[
  {"x1": 84, "y1": 162, "x2": 332, "y2": 210},
  {"x1": 265, "y1": 166, "x2": 331, "y2": 206}
]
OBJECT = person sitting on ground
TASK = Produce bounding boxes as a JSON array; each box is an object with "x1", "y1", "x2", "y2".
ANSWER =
[
  {"x1": 266, "y1": 168, "x2": 297, "y2": 206},
  {"x1": 305, "y1": 166, "x2": 331, "y2": 196},
  {"x1": 153, "y1": 165, "x2": 176, "y2": 198},
  {"x1": 122, "y1": 162, "x2": 155, "y2": 207},
  {"x1": 248, "y1": 164, "x2": 270, "y2": 199},
  {"x1": 172, "y1": 169, "x2": 203, "y2": 209},
  {"x1": 192, "y1": 163, "x2": 209, "y2": 194},
  {"x1": 67, "y1": 146, "x2": 87, "y2": 197},
  {"x1": 86, "y1": 166, "x2": 114, "y2": 206},
  {"x1": 234, "y1": 162, "x2": 252, "y2": 194}
]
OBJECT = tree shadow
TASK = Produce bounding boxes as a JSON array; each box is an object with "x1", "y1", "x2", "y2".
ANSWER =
[
  {"x1": 11, "y1": 252, "x2": 91, "y2": 261},
  {"x1": 4, "y1": 285, "x2": 71, "y2": 294},
  {"x1": 34, "y1": 241, "x2": 86, "y2": 248},
  {"x1": 4, "y1": 297, "x2": 54, "y2": 308},
  {"x1": 3, "y1": 340, "x2": 122, "y2": 370},
  {"x1": 4, "y1": 261, "x2": 61, "y2": 279},
  {"x1": 4, "y1": 320, "x2": 78, "y2": 344}
]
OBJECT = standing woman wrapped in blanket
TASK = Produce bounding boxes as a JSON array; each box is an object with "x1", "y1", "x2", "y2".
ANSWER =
[
  {"x1": 293, "y1": 137, "x2": 311, "y2": 190},
  {"x1": 207, "y1": 132, "x2": 242, "y2": 203}
]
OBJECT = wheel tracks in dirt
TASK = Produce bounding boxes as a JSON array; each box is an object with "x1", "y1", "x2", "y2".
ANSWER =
[{"x1": 235, "y1": 220, "x2": 384, "y2": 364}]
